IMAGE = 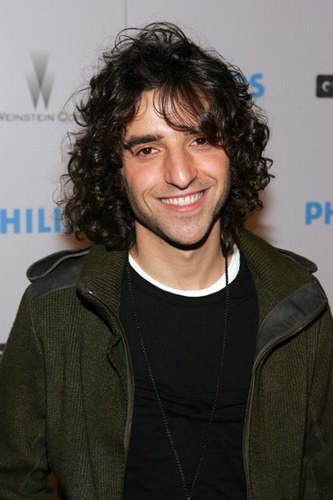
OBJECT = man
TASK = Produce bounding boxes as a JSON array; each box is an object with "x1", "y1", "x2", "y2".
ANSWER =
[{"x1": 0, "y1": 23, "x2": 332, "y2": 500}]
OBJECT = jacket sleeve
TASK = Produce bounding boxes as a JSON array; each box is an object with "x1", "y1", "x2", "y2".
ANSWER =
[
  {"x1": 306, "y1": 304, "x2": 333, "y2": 497},
  {"x1": 0, "y1": 289, "x2": 48, "y2": 499}
]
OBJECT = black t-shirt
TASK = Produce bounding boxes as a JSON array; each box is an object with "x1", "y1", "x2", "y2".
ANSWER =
[{"x1": 121, "y1": 253, "x2": 258, "y2": 499}]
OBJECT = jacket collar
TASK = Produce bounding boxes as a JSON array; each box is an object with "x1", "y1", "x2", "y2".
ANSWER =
[
  {"x1": 239, "y1": 231, "x2": 327, "y2": 357},
  {"x1": 239, "y1": 231, "x2": 315, "y2": 304},
  {"x1": 77, "y1": 244, "x2": 128, "y2": 314}
]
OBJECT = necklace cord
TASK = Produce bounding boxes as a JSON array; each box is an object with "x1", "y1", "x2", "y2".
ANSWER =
[{"x1": 126, "y1": 258, "x2": 229, "y2": 500}]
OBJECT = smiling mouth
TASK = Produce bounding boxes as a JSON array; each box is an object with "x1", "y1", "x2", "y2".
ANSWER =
[{"x1": 160, "y1": 191, "x2": 205, "y2": 207}]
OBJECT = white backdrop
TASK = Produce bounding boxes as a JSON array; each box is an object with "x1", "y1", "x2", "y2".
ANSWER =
[{"x1": 1, "y1": 0, "x2": 332, "y2": 345}]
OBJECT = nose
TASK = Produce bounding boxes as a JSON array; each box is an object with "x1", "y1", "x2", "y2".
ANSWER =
[{"x1": 163, "y1": 147, "x2": 197, "y2": 189}]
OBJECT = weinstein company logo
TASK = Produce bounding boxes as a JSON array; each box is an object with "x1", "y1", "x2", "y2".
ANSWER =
[
  {"x1": 316, "y1": 75, "x2": 333, "y2": 98},
  {"x1": 0, "y1": 52, "x2": 73, "y2": 123},
  {"x1": 27, "y1": 52, "x2": 54, "y2": 109}
]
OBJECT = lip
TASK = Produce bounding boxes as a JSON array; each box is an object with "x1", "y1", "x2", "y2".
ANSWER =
[{"x1": 159, "y1": 190, "x2": 207, "y2": 211}]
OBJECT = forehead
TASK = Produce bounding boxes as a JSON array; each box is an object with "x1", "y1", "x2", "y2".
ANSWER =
[
  {"x1": 133, "y1": 90, "x2": 158, "y2": 120},
  {"x1": 123, "y1": 91, "x2": 164, "y2": 140},
  {"x1": 129, "y1": 88, "x2": 205, "y2": 130}
]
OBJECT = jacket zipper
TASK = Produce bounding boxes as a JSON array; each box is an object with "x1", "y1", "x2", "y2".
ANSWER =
[
  {"x1": 84, "y1": 286, "x2": 135, "y2": 458},
  {"x1": 243, "y1": 301, "x2": 327, "y2": 500}
]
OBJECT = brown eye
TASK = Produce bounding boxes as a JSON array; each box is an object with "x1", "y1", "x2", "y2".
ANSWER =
[
  {"x1": 194, "y1": 136, "x2": 209, "y2": 146},
  {"x1": 137, "y1": 147, "x2": 155, "y2": 156}
]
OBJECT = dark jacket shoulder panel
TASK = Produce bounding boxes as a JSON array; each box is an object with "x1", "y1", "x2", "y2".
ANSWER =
[
  {"x1": 27, "y1": 246, "x2": 91, "y2": 303},
  {"x1": 278, "y1": 249, "x2": 317, "y2": 273}
]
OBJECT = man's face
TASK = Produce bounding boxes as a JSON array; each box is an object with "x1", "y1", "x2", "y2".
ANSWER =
[{"x1": 121, "y1": 90, "x2": 231, "y2": 250}]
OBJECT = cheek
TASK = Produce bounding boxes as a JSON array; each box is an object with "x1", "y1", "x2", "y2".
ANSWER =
[
  {"x1": 131, "y1": 168, "x2": 162, "y2": 194},
  {"x1": 121, "y1": 167, "x2": 137, "y2": 201},
  {"x1": 205, "y1": 157, "x2": 230, "y2": 181},
  {"x1": 121, "y1": 169, "x2": 153, "y2": 204}
]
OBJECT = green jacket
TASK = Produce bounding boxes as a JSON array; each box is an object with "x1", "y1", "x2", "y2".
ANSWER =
[{"x1": 0, "y1": 232, "x2": 332, "y2": 499}]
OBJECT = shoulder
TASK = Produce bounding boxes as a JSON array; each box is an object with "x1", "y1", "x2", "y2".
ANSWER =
[
  {"x1": 240, "y1": 230, "x2": 317, "y2": 274},
  {"x1": 239, "y1": 231, "x2": 330, "y2": 315},
  {"x1": 27, "y1": 246, "x2": 91, "y2": 302},
  {"x1": 239, "y1": 230, "x2": 324, "y2": 302},
  {"x1": 277, "y1": 248, "x2": 317, "y2": 273}
]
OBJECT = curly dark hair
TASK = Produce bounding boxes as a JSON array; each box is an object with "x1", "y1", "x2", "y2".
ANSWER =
[{"x1": 60, "y1": 22, "x2": 272, "y2": 255}]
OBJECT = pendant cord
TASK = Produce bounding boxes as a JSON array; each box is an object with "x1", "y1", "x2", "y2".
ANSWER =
[{"x1": 126, "y1": 258, "x2": 229, "y2": 500}]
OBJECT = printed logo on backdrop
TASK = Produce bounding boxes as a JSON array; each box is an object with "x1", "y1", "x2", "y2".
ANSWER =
[
  {"x1": 248, "y1": 73, "x2": 265, "y2": 99},
  {"x1": 0, "y1": 208, "x2": 61, "y2": 235},
  {"x1": 27, "y1": 52, "x2": 54, "y2": 109},
  {"x1": 306, "y1": 202, "x2": 333, "y2": 225},
  {"x1": 0, "y1": 344, "x2": 5, "y2": 361},
  {"x1": 0, "y1": 52, "x2": 73, "y2": 123},
  {"x1": 234, "y1": 72, "x2": 265, "y2": 99},
  {"x1": 316, "y1": 75, "x2": 333, "y2": 98}
]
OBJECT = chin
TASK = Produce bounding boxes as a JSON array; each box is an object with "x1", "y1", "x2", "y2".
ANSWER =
[{"x1": 162, "y1": 231, "x2": 213, "y2": 251}]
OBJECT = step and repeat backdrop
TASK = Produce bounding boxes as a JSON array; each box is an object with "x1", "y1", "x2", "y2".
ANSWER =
[{"x1": 1, "y1": 0, "x2": 332, "y2": 355}]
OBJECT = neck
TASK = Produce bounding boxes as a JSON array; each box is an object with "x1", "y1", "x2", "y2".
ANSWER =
[{"x1": 130, "y1": 224, "x2": 227, "y2": 291}]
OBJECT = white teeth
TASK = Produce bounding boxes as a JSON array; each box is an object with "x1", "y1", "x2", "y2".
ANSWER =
[{"x1": 161, "y1": 192, "x2": 203, "y2": 206}]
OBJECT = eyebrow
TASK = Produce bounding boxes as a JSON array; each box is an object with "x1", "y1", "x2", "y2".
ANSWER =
[
  {"x1": 123, "y1": 135, "x2": 162, "y2": 150},
  {"x1": 123, "y1": 128, "x2": 202, "y2": 150}
]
